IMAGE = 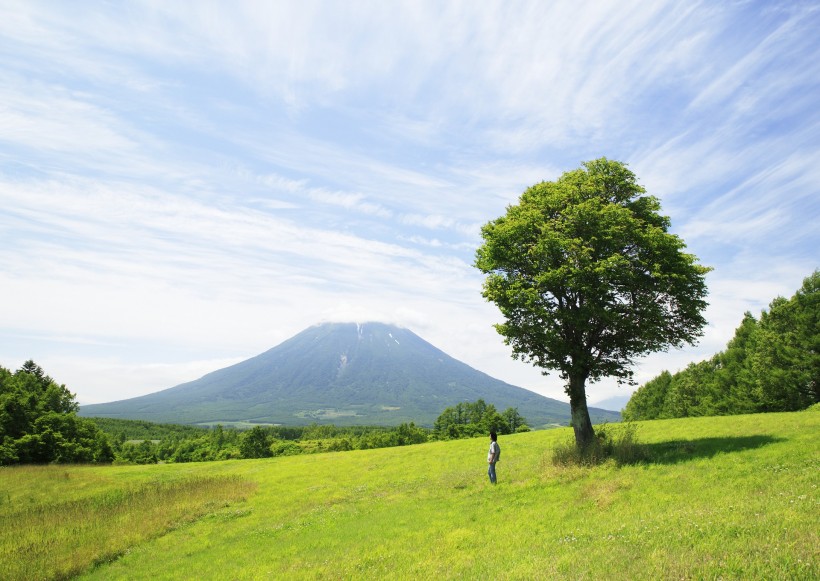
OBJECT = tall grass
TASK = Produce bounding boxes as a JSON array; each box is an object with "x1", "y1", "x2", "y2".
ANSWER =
[
  {"x1": 550, "y1": 422, "x2": 651, "y2": 467},
  {"x1": 0, "y1": 473, "x2": 254, "y2": 581}
]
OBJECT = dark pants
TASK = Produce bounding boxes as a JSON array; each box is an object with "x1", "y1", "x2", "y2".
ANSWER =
[{"x1": 488, "y1": 462, "x2": 497, "y2": 484}]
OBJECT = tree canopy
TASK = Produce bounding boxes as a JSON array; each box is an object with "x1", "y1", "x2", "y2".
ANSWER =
[
  {"x1": 432, "y1": 399, "x2": 528, "y2": 440},
  {"x1": 624, "y1": 270, "x2": 819, "y2": 420},
  {"x1": 475, "y1": 158, "x2": 710, "y2": 447},
  {"x1": 0, "y1": 361, "x2": 113, "y2": 465}
]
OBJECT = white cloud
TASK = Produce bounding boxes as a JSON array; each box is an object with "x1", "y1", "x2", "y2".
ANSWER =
[
  {"x1": 50, "y1": 356, "x2": 248, "y2": 405},
  {"x1": 1, "y1": 0, "x2": 817, "y2": 408},
  {"x1": 0, "y1": 78, "x2": 137, "y2": 154}
]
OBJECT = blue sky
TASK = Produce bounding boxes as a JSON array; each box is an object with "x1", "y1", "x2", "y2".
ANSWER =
[{"x1": 1, "y1": 1, "x2": 818, "y2": 407}]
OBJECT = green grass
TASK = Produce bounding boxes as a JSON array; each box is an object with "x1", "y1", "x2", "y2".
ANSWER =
[
  {"x1": 0, "y1": 469, "x2": 255, "y2": 581},
  {"x1": 1, "y1": 410, "x2": 818, "y2": 580}
]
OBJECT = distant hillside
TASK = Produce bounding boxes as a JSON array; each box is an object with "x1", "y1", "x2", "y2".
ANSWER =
[
  {"x1": 590, "y1": 394, "x2": 632, "y2": 412},
  {"x1": 80, "y1": 322, "x2": 620, "y2": 427}
]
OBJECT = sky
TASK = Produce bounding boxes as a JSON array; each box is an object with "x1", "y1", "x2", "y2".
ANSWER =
[{"x1": 1, "y1": 1, "x2": 818, "y2": 409}]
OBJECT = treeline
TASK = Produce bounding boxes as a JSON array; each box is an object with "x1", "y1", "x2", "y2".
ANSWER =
[
  {"x1": 433, "y1": 399, "x2": 529, "y2": 439},
  {"x1": 89, "y1": 417, "x2": 208, "y2": 441},
  {"x1": 624, "y1": 270, "x2": 819, "y2": 420},
  {"x1": 0, "y1": 361, "x2": 113, "y2": 465},
  {"x1": 98, "y1": 421, "x2": 431, "y2": 464}
]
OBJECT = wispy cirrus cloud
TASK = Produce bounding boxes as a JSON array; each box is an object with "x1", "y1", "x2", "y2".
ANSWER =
[
  {"x1": 0, "y1": 77, "x2": 142, "y2": 165},
  {"x1": 1, "y1": 0, "x2": 817, "y2": 405}
]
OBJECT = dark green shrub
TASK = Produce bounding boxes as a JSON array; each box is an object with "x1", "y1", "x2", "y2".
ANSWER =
[{"x1": 270, "y1": 439, "x2": 303, "y2": 457}]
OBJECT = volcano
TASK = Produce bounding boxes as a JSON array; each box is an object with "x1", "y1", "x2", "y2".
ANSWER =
[{"x1": 80, "y1": 322, "x2": 620, "y2": 427}]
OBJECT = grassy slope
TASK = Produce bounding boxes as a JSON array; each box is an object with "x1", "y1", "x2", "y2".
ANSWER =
[{"x1": 2, "y1": 411, "x2": 818, "y2": 580}]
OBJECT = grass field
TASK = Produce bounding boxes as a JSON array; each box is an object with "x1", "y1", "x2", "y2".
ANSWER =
[{"x1": 1, "y1": 410, "x2": 818, "y2": 580}]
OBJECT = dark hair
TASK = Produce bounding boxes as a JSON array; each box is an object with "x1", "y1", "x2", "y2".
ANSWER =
[{"x1": 490, "y1": 431, "x2": 497, "y2": 441}]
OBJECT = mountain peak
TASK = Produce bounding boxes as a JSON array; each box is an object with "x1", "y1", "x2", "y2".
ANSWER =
[{"x1": 80, "y1": 322, "x2": 620, "y2": 427}]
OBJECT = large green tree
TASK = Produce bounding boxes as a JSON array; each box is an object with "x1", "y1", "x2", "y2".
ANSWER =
[
  {"x1": 0, "y1": 361, "x2": 113, "y2": 464},
  {"x1": 752, "y1": 271, "x2": 819, "y2": 411},
  {"x1": 475, "y1": 158, "x2": 710, "y2": 448}
]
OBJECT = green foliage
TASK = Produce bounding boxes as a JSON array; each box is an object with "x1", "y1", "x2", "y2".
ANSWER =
[
  {"x1": 432, "y1": 399, "x2": 524, "y2": 439},
  {"x1": 269, "y1": 439, "x2": 303, "y2": 457},
  {"x1": 753, "y1": 271, "x2": 819, "y2": 410},
  {"x1": 0, "y1": 361, "x2": 112, "y2": 465},
  {"x1": 621, "y1": 370, "x2": 672, "y2": 420},
  {"x1": 502, "y1": 406, "x2": 526, "y2": 433},
  {"x1": 292, "y1": 423, "x2": 430, "y2": 454},
  {"x1": 88, "y1": 417, "x2": 210, "y2": 440},
  {"x1": 624, "y1": 270, "x2": 820, "y2": 420},
  {"x1": 114, "y1": 440, "x2": 159, "y2": 465},
  {"x1": 89, "y1": 418, "x2": 431, "y2": 464},
  {"x1": 239, "y1": 426, "x2": 273, "y2": 459},
  {"x1": 475, "y1": 158, "x2": 710, "y2": 446}
]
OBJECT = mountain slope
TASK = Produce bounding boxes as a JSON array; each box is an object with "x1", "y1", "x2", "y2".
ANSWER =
[
  {"x1": 80, "y1": 322, "x2": 620, "y2": 427},
  {"x1": 590, "y1": 394, "x2": 632, "y2": 412}
]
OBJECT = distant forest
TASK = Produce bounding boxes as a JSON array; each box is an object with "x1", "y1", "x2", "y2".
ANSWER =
[
  {"x1": 89, "y1": 419, "x2": 432, "y2": 464},
  {"x1": 624, "y1": 270, "x2": 819, "y2": 420},
  {"x1": 89, "y1": 398, "x2": 527, "y2": 465}
]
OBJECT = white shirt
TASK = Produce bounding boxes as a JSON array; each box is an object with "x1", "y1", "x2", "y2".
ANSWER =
[{"x1": 488, "y1": 441, "x2": 499, "y2": 463}]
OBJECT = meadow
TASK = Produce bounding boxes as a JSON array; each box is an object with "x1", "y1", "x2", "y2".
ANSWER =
[{"x1": 1, "y1": 410, "x2": 817, "y2": 580}]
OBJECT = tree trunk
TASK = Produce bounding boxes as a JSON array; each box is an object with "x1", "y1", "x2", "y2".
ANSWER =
[{"x1": 567, "y1": 372, "x2": 595, "y2": 449}]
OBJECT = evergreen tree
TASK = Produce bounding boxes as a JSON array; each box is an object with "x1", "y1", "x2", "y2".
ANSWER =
[
  {"x1": 0, "y1": 362, "x2": 112, "y2": 465},
  {"x1": 622, "y1": 371, "x2": 672, "y2": 421},
  {"x1": 714, "y1": 313, "x2": 759, "y2": 415},
  {"x1": 433, "y1": 400, "x2": 525, "y2": 440},
  {"x1": 753, "y1": 272, "x2": 819, "y2": 410},
  {"x1": 239, "y1": 426, "x2": 273, "y2": 458},
  {"x1": 624, "y1": 270, "x2": 819, "y2": 419}
]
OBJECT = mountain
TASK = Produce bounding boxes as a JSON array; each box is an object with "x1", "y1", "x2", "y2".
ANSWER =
[
  {"x1": 589, "y1": 394, "x2": 632, "y2": 412},
  {"x1": 79, "y1": 322, "x2": 620, "y2": 427}
]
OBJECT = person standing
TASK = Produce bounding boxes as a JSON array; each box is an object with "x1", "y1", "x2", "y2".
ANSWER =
[{"x1": 487, "y1": 431, "x2": 500, "y2": 484}]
